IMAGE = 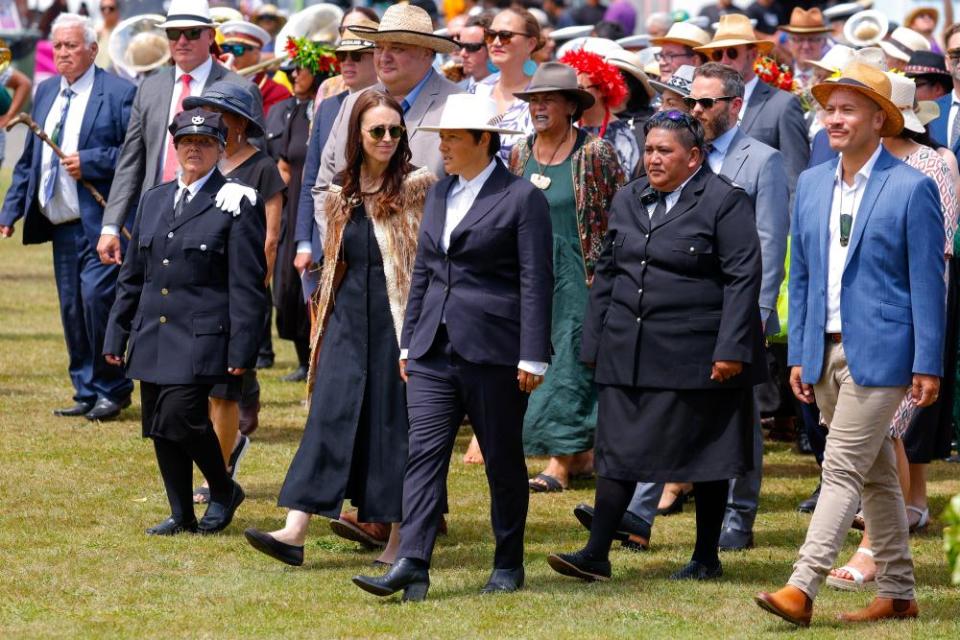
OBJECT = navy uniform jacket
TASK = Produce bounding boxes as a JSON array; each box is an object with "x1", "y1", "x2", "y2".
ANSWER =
[
  {"x1": 401, "y1": 160, "x2": 554, "y2": 366},
  {"x1": 104, "y1": 170, "x2": 268, "y2": 384},
  {"x1": 581, "y1": 167, "x2": 765, "y2": 389}
]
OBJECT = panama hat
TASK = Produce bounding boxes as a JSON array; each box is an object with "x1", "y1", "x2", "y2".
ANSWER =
[
  {"x1": 604, "y1": 48, "x2": 655, "y2": 100},
  {"x1": 824, "y1": 2, "x2": 865, "y2": 23},
  {"x1": 780, "y1": 8, "x2": 831, "y2": 35},
  {"x1": 616, "y1": 34, "x2": 651, "y2": 50},
  {"x1": 649, "y1": 21, "x2": 711, "y2": 49},
  {"x1": 253, "y1": 4, "x2": 287, "y2": 28},
  {"x1": 513, "y1": 62, "x2": 596, "y2": 114},
  {"x1": 905, "y1": 7, "x2": 938, "y2": 29},
  {"x1": 350, "y1": 4, "x2": 457, "y2": 55},
  {"x1": 159, "y1": 0, "x2": 214, "y2": 30},
  {"x1": 337, "y1": 17, "x2": 378, "y2": 52},
  {"x1": 842, "y1": 9, "x2": 889, "y2": 47},
  {"x1": 694, "y1": 14, "x2": 774, "y2": 54},
  {"x1": 418, "y1": 94, "x2": 523, "y2": 134},
  {"x1": 808, "y1": 45, "x2": 884, "y2": 73},
  {"x1": 123, "y1": 31, "x2": 171, "y2": 74},
  {"x1": 878, "y1": 26, "x2": 930, "y2": 63},
  {"x1": 885, "y1": 71, "x2": 925, "y2": 133},
  {"x1": 811, "y1": 60, "x2": 904, "y2": 137}
]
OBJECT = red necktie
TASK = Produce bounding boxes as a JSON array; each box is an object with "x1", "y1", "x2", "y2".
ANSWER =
[{"x1": 162, "y1": 73, "x2": 193, "y2": 182}]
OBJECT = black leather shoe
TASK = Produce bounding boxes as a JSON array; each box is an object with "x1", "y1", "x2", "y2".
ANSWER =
[
  {"x1": 281, "y1": 365, "x2": 308, "y2": 382},
  {"x1": 352, "y1": 558, "x2": 430, "y2": 602},
  {"x1": 481, "y1": 567, "x2": 524, "y2": 593},
  {"x1": 547, "y1": 550, "x2": 611, "y2": 582},
  {"x1": 84, "y1": 396, "x2": 131, "y2": 421},
  {"x1": 54, "y1": 400, "x2": 94, "y2": 417},
  {"x1": 718, "y1": 528, "x2": 754, "y2": 552},
  {"x1": 244, "y1": 528, "x2": 304, "y2": 566},
  {"x1": 797, "y1": 483, "x2": 821, "y2": 513},
  {"x1": 572, "y1": 503, "x2": 651, "y2": 550},
  {"x1": 669, "y1": 560, "x2": 722, "y2": 581},
  {"x1": 146, "y1": 517, "x2": 198, "y2": 536},
  {"x1": 198, "y1": 482, "x2": 245, "y2": 534},
  {"x1": 256, "y1": 354, "x2": 274, "y2": 369}
]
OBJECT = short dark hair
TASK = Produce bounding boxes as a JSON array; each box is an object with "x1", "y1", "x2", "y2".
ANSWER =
[
  {"x1": 643, "y1": 110, "x2": 705, "y2": 151},
  {"x1": 944, "y1": 22, "x2": 960, "y2": 47},
  {"x1": 465, "y1": 11, "x2": 495, "y2": 30},
  {"x1": 467, "y1": 129, "x2": 502, "y2": 157},
  {"x1": 693, "y1": 62, "x2": 745, "y2": 98},
  {"x1": 594, "y1": 20, "x2": 625, "y2": 41}
]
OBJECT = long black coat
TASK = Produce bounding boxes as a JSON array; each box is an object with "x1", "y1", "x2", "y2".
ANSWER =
[
  {"x1": 104, "y1": 170, "x2": 268, "y2": 385},
  {"x1": 581, "y1": 166, "x2": 765, "y2": 390}
]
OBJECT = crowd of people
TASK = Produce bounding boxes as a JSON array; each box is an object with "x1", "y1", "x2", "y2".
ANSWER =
[{"x1": 1, "y1": 0, "x2": 958, "y2": 628}]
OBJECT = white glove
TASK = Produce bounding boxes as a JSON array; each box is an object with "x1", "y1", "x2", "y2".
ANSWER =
[{"x1": 215, "y1": 182, "x2": 257, "y2": 217}]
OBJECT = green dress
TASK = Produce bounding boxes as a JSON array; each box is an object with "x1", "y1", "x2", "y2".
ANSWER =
[{"x1": 522, "y1": 143, "x2": 597, "y2": 456}]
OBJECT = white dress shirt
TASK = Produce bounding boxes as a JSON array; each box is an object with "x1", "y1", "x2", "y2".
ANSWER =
[
  {"x1": 174, "y1": 166, "x2": 217, "y2": 209},
  {"x1": 825, "y1": 144, "x2": 882, "y2": 333},
  {"x1": 739, "y1": 76, "x2": 759, "y2": 123},
  {"x1": 643, "y1": 168, "x2": 700, "y2": 218},
  {"x1": 706, "y1": 125, "x2": 738, "y2": 174},
  {"x1": 40, "y1": 64, "x2": 96, "y2": 224}
]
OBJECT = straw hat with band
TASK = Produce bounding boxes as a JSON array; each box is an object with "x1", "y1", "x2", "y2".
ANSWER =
[
  {"x1": 170, "y1": 108, "x2": 228, "y2": 146},
  {"x1": 811, "y1": 60, "x2": 904, "y2": 137},
  {"x1": 159, "y1": 0, "x2": 214, "y2": 30},
  {"x1": 183, "y1": 81, "x2": 266, "y2": 138},
  {"x1": 649, "y1": 21, "x2": 711, "y2": 49},
  {"x1": 349, "y1": 4, "x2": 457, "y2": 55},
  {"x1": 337, "y1": 17, "x2": 378, "y2": 53},
  {"x1": 905, "y1": 7, "x2": 939, "y2": 28},
  {"x1": 878, "y1": 27, "x2": 930, "y2": 63},
  {"x1": 418, "y1": 94, "x2": 523, "y2": 135},
  {"x1": 253, "y1": 4, "x2": 287, "y2": 28},
  {"x1": 694, "y1": 14, "x2": 774, "y2": 54},
  {"x1": 513, "y1": 62, "x2": 596, "y2": 120},
  {"x1": 885, "y1": 71, "x2": 925, "y2": 134},
  {"x1": 649, "y1": 64, "x2": 695, "y2": 97},
  {"x1": 806, "y1": 44, "x2": 856, "y2": 73},
  {"x1": 780, "y1": 7, "x2": 831, "y2": 35},
  {"x1": 124, "y1": 31, "x2": 171, "y2": 74}
]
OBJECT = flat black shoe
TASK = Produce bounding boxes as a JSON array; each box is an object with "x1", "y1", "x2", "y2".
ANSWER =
[
  {"x1": 669, "y1": 560, "x2": 722, "y2": 581},
  {"x1": 572, "y1": 503, "x2": 651, "y2": 545},
  {"x1": 797, "y1": 483, "x2": 821, "y2": 513},
  {"x1": 547, "y1": 551, "x2": 611, "y2": 582},
  {"x1": 352, "y1": 558, "x2": 430, "y2": 602},
  {"x1": 281, "y1": 365, "x2": 308, "y2": 382},
  {"x1": 198, "y1": 482, "x2": 245, "y2": 534},
  {"x1": 53, "y1": 401, "x2": 94, "y2": 417},
  {"x1": 481, "y1": 566, "x2": 524, "y2": 593},
  {"x1": 256, "y1": 355, "x2": 274, "y2": 369},
  {"x1": 146, "y1": 517, "x2": 198, "y2": 536},
  {"x1": 244, "y1": 528, "x2": 304, "y2": 566},
  {"x1": 84, "y1": 396, "x2": 131, "y2": 421},
  {"x1": 718, "y1": 528, "x2": 754, "y2": 552}
]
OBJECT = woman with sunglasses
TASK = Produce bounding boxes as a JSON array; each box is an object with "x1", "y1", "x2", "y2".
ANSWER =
[
  {"x1": 510, "y1": 62, "x2": 625, "y2": 493},
  {"x1": 244, "y1": 91, "x2": 436, "y2": 568}
]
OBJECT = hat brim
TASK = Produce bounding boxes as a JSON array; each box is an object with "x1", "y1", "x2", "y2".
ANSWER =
[
  {"x1": 917, "y1": 100, "x2": 940, "y2": 126},
  {"x1": 417, "y1": 124, "x2": 523, "y2": 134},
  {"x1": 181, "y1": 95, "x2": 265, "y2": 138},
  {"x1": 878, "y1": 41, "x2": 911, "y2": 62},
  {"x1": 648, "y1": 78, "x2": 689, "y2": 97},
  {"x1": 126, "y1": 53, "x2": 172, "y2": 73},
  {"x1": 336, "y1": 40, "x2": 374, "y2": 52},
  {"x1": 811, "y1": 79, "x2": 904, "y2": 137},
  {"x1": 780, "y1": 25, "x2": 832, "y2": 34},
  {"x1": 648, "y1": 36, "x2": 708, "y2": 48},
  {"x1": 158, "y1": 19, "x2": 214, "y2": 29},
  {"x1": 695, "y1": 38, "x2": 774, "y2": 53},
  {"x1": 607, "y1": 58, "x2": 655, "y2": 99},
  {"x1": 806, "y1": 59, "x2": 838, "y2": 73},
  {"x1": 350, "y1": 27, "x2": 458, "y2": 54},
  {"x1": 513, "y1": 87, "x2": 596, "y2": 111},
  {"x1": 171, "y1": 125, "x2": 225, "y2": 144}
]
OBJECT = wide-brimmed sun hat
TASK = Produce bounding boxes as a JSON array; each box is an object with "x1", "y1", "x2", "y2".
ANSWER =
[
  {"x1": 512, "y1": 62, "x2": 596, "y2": 113},
  {"x1": 885, "y1": 71, "x2": 925, "y2": 134},
  {"x1": 337, "y1": 17, "x2": 378, "y2": 53},
  {"x1": 159, "y1": 0, "x2": 214, "y2": 30},
  {"x1": 842, "y1": 9, "x2": 889, "y2": 47},
  {"x1": 350, "y1": 4, "x2": 457, "y2": 55},
  {"x1": 183, "y1": 81, "x2": 265, "y2": 138},
  {"x1": 780, "y1": 7, "x2": 831, "y2": 34},
  {"x1": 418, "y1": 94, "x2": 523, "y2": 134},
  {"x1": 878, "y1": 26, "x2": 931, "y2": 63},
  {"x1": 811, "y1": 60, "x2": 904, "y2": 137},
  {"x1": 649, "y1": 21, "x2": 711, "y2": 49},
  {"x1": 905, "y1": 7, "x2": 939, "y2": 29},
  {"x1": 808, "y1": 45, "x2": 884, "y2": 73},
  {"x1": 604, "y1": 48, "x2": 655, "y2": 100},
  {"x1": 694, "y1": 14, "x2": 774, "y2": 54}
]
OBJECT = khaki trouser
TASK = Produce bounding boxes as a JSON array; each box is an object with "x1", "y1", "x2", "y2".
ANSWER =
[{"x1": 788, "y1": 342, "x2": 915, "y2": 600}]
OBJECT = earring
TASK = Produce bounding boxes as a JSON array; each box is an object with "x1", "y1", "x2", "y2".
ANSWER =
[{"x1": 522, "y1": 59, "x2": 537, "y2": 77}]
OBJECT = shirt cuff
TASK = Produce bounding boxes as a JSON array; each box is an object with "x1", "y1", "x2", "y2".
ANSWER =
[
  {"x1": 399, "y1": 349, "x2": 409, "y2": 360},
  {"x1": 296, "y1": 241, "x2": 313, "y2": 254},
  {"x1": 518, "y1": 360, "x2": 548, "y2": 376},
  {"x1": 101, "y1": 224, "x2": 119, "y2": 237}
]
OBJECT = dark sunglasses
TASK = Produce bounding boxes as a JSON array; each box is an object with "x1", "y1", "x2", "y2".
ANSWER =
[
  {"x1": 166, "y1": 27, "x2": 206, "y2": 42},
  {"x1": 483, "y1": 29, "x2": 531, "y2": 45},
  {"x1": 683, "y1": 95, "x2": 736, "y2": 109},
  {"x1": 221, "y1": 43, "x2": 255, "y2": 57},
  {"x1": 840, "y1": 213, "x2": 852, "y2": 247},
  {"x1": 710, "y1": 47, "x2": 740, "y2": 62},
  {"x1": 366, "y1": 125, "x2": 405, "y2": 141},
  {"x1": 335, "y1": 51, "x2": 368, "y2": 63},
  {"x1": 100, "y1": 5, "x2": 117, "y2": 12},
  {"x1": 458, "y1": 41, "x2": 485, "y2": 53}
]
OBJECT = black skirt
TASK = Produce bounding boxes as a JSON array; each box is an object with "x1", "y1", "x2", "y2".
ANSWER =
[
  {"x1": 595, "y1": 383, "x2": 754, "y2": 483},
  {"x1": 141, "y1": 382, "x2": 213, "y2": 442}
]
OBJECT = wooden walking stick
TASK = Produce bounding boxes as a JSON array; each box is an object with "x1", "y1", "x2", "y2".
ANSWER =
[{"x1": 5, "y1": 113, "x2": 132, "y2": 240}]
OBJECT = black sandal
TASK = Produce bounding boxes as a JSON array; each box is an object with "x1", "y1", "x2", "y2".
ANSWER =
[{"x1": 529, "y1": 473, "x2": 565, "y2": 493}]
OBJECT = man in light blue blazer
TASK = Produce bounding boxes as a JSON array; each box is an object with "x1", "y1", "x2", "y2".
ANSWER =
[
  {"x1": 928, "y1": 24, "x2": 960, "y2": 153},
  {"x1": 756, "y1": 62, "x2": 944, "y2": 627}
]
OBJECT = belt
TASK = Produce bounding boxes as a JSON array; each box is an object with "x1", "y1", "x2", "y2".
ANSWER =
[{"x1": 826, "y1": 333, "x2": 842, "y2": 344}]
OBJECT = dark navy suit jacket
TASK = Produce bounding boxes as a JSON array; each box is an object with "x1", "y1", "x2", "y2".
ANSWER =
[
  {"x1": 0, "y1": 67, "x2": 135, "y2": 247},
  {"x1": 401, "y1": 160, "x2": 554, "y2": 366}
]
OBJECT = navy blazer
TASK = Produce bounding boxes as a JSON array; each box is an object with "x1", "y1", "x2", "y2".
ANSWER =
[
  {"x1": 401, "y1": 160, "x2": 554, "y2": 366},
  {"x1": 0, "y1": 67, "x2": 135, "y2": 247},
  {"x1": 104, "y1": 170, "x2": 268, "y2": 385}
]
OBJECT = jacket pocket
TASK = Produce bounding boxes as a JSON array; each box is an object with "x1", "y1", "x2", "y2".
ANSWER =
[
  {"x1": 481, "y1": 292, "x2": 521, "y2": 320},
  {"x1": 673, "y1": 236, "x2": 714, "y2": 256},
  {"x1": 191, "y1": 313, "x2": 229, "y2": 377},
  {"x1": 880, "y1": 301, "x2": 913, "y2": 325},
  {"x1": 183, "y1": 234, "x2": 227, "y2": 286}
]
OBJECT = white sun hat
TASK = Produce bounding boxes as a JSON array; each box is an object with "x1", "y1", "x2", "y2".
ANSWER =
[
  {"x1": 159, "y1": 0, "x2": 214, "y2": 30},
  {"x1": 418, "y1": 94, "x2": 523, "y2": 135}
]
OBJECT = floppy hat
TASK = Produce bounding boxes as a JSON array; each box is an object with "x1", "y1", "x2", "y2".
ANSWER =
[
  {"x1": 842, "y1": 9, "x2": 889, "y2": 47},
  {"x1": 183, "y1": 81, "x2": 265, "y2": 138},
  {"x1": 512, "y1": 62, "x2": 596, "y2": 112},
  {"x1": 649, "y1": 21, "x2": 711, "y2": 49},
  {"x1": 169, "y1": 108, "x2": 228, "y2": 145},
  {"x1": 220, "y1": 20, "x2": 271, "y2": 48},
  {"x1": 616, "y1": 34, "x2": 651, "y2": 50},
  {"x1": 418, "y1": 94, "x2": 523, "y2": 134},
  {"x1": 808, "y1": 45, "x2": 884, "y2": 73},
  {"x1": 905, "y1": 7, "x2": 938, "y2": 29},
  {"x1": 904, "y1": 50, "x2": 950, "y2": 78},
  {"x1": 604, "y1": 48, "x2": 655, "y2": 100},
  {"x1": 780, "y1": 8, "x2": 830, "y2": 35},
  {"x1": 811, "y1": 60, "x2": 904, "y2": 137},
  {"x1": 878, "y1": 26, "x2": 930, "y2": 63},
  {"x1": 124, "y1": 30, "x2": 171, "y2": 73},
  {"x1": 648, "y1": 64, "x2": 695, "y2": 97},
  {"x1": 159, "y1": 0, "x2": 214, "y2": 30},
  {"x1": 349, "y1": 4, "x2": 457, "y2": 55},
  {"x1": 337, "y1": 17, "x2": 378, "y2": 53},
  {"x1": 917, "y1": 100, "x2": 940, "y2": 126},
  {"x1": 694, "y1": 14, "x2": 774, "y2": 54},
  {"x1": 885, "y1": 71, "x2": 924, "y2": 133}
]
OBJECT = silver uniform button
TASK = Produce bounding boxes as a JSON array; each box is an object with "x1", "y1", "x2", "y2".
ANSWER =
[
  {"x1": 200, "y1": 244, "x2": 208, "y2": 251},
  {"x1": 167, "y1": 232, "x2": 173, "y2": 239},
  {"x1": 159, "y1": 315, "x2": 167, "y2": 324},
  {"x1": 689, "y1": 246, "x2": 695, "y2": 253},
  {"x1": 641, "y1": 260, "x2": 646, "y2": 266},
  {"x1": 162, "y1": 258, "x2": 170, "y2": 265}
]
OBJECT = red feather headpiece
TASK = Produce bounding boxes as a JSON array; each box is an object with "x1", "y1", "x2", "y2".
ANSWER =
[{"x1": 559, "y1": 49, "x2": 627, "y2": 109}]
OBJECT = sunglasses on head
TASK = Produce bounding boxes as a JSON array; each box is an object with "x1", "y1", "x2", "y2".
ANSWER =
[
  {"x1": 366, "y1": 124, "x2": 405, "y2": 141},
  {"x1": 683, "y1": 95, "x2": 736, "y2": 109},
  {"x1": 166, "y1": 27, "x2": 206, "y2": 41},
  {"x1": 458, "y1": 41, "x2": 485, "y2": 53},
  {"x1": 645, "y1": 109, "x2": 701, "y2": 139},
  {"x1": 335, "y1": 50, "x2": 368, "y2": 63},
  {"x1": 710, "y1": 47, "x2": 740, "y2": 61},
  {"x1": 221, "y1": 43, "x2": 255, "y2": 57},
  {"x1": 483, "y1": 29, "x2": 530, "y2": 45}
]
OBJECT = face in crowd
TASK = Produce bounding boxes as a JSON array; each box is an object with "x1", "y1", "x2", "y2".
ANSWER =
[
  {"x1": 688, "y1": 75, "x2": 743, "y2": 143},
  {"x1": 527, "y1": 91, "x2": 577, "y2": 136},
  {"x1": 644, "y1": 122, "x2": 703, "y2": 192},
  {"x1": 52, "y1": 23, "x2": 98, "y2": 83},
  {"x1": 657, "y1": 44, "x2": 698, "y2": 81},
  {"x1": 176, "y1": 133, "x2": 222, "y2": 177},
  {"x1": 360, "y1": 104, "x2": 404, "y2": 166},
  {"x1": 167, "y1": 26, "x2": 215, "y2": 73},
  {"x1": 821, "y1": 87, "x2": 886, "y2": 154}
]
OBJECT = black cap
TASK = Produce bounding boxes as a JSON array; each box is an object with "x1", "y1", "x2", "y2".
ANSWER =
[{"x1": 168, "y1": 108, "x2": 228, "y2": 145}]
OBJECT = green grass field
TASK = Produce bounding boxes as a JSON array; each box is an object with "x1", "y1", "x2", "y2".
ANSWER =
[{"x1": 0, "y1": 171, "x2": 958, "y2": 638}]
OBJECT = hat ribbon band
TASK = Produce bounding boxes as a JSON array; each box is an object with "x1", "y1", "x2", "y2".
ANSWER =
[
  {"x1": 888, "y1": 38, "x2": 914, "y2": 57},
  {"x1": 165, "y1": 15, "x2": 213, "y2": 25},
  {"x1": 339, "y1": 39, "x2": 373, "y2": 48},
  {"x1": 906, "y1": 65, "x2": 946, "y2": 75}
]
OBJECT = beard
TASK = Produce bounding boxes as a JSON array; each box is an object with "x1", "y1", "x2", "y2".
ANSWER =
[{"x1": 704, "y1": 107, "x2": 735, "y2": 142}]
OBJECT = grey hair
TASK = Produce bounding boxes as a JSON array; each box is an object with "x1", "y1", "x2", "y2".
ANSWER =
[
  {"x1": 694, "y1": 62, "x2": 746, "y2": 99},
  {"x1": 51, "y1": 13, "x2": 98, "y2": 47},
  {"x1": 646, "y1": 12, "x2": 673, "y2": 33}
]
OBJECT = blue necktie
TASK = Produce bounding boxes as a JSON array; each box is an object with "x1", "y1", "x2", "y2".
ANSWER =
[
  {"x1": 400, "y1": 98, "x2": 411, "y2": 114},
  {"x1": 42, "y1": 87, "x2": 74, "y2": 206}
]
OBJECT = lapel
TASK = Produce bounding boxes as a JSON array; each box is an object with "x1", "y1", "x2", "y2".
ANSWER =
[
  {"x1": 77, "y1": 67, "x2": 104, "y2": 150},
  {"x1": 740, "y1": 81, "x2": 771, "y2": 133},
  {"x1": 425, "y1": 175, "x2": 456, "y2": 246},
  {"x1": 404, "y1": 73, "x2": 439, "y2": 143},
  {"x1": 842, "y1": 148, "x2": 894, "y2": 271},
  {"x1": 32, "y1": 81, "x2": 59, "y2": 165},
  {"x1": 934, "y1": 93, "x2": 952, "y2": 148},
  {"x1": 719, "y1": 130, "x2": 749, "y2": 184},
  {"x1": 816, "y1": 159, "x2": 837, "y2": 277},
  {"x1": 448, "y1": 161, "x2": 511, "y2": 248},
  {"x1": 630, "y1": 180, "x2": 651, "y2": 232},
  {"x1": 148, "y1": 67, "x2": 176, "y2": 150},
  {"x1": 167, "y1": 170, "x2": 227, "y2": 231},
  {"x1": 652, "y1": 166, "x2": 709, "y2": 230}
]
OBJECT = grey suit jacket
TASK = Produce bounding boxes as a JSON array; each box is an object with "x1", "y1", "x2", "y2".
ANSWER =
[
  {"x1": 102, "y1": 62, "x2": 246, "y2": 228},
  {"x1": 741, "y1": 80, "x2": 809, "y2": 200},
  {"x1": 312, "y1": 70, "x2": 462, "y2": 233},
  {"x1": 719, "y1": 128, "x2": 789, "y2": 335}
]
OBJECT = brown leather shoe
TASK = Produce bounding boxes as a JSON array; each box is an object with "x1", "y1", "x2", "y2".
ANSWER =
[
  {"x1": 329, "y1": 511, "x2": 390, "y2": 549},
  {"x1": 838, "y1": 597, "x2": 918, "y2": 623},
  {"x1": 755, "y1": 586, "x2": 813, "y2": 628}
]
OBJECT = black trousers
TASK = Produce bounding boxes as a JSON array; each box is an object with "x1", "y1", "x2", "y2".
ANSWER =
[{"x1": 398, "y1": 327, "x2": 530, "y2": 569}]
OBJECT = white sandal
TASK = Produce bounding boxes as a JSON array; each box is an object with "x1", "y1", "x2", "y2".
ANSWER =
[
  {"x1": 907, "y1": 505, "x2": 930, "y2": 534},
  {"x1": 826, "y1": 547, "x2": 877, "y2": 592}
]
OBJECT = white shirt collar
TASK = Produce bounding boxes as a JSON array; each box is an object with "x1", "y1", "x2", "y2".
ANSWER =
[
  {"x1": 175, "y1": 57, "x2": 213, "y2": 85},
  {"x1": 835, "y1": 143, "x2": 883, "y2": 187},
  {"x1": 60, "y1": 63, "x2": 96, "y2": 94},
  {"x1": 177, "y1": 166, "x2": 217, "y2": 202},
  {"x1": 454, "y1": 158, "x2": 498, "y2": 195}
]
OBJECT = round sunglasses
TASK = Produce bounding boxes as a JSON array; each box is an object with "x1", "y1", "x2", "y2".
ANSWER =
[
  {"x1": 710, "y1": 47, "x2": 741, "y2": 62},
  {"x1": 483, "y1": 29, "x2": 532, "y2": 45},
  {"x1": 366, "y1": 125, "x2": 405, "y2": 141}
]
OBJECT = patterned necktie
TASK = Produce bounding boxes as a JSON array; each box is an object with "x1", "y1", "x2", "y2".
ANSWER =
[
  {"x1": 41, "y1": 87, "x2": 74, "y2": 206},
  {"x1": 951, "y1": 102, "x2": 960, "y2": 149},
  {"x1": 162, "y1": 73, "x2": 193, "y2": 182}
]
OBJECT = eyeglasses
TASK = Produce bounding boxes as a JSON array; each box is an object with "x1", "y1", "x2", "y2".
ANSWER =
[
  {"x1": 458, "y1": 41, "x2": 485, "y2": 53},
  {"x1": 166, "y1": 27, "x2": 207, "y2": 41},
  {"x1": 710, "y1": 47, "x2": 741, "y2": 62},
  {"x1": 839, "y1": 213, "x2": 852, "y2": 247},
  {"x1": 654, "y1": 51, "x2": 693, "y2": 63},
  {"x1": 683, "y1": 95, "x2": 736, "y2": 109},
  {"x1": 100, "y1": 5, "x2": 117, "y2": 12},
  {"x1": 483, "y1": 29, "x2": 531, "y2": 45},
  {"x1": 335, "y1": 51, "x2": 369, "y2": 62},
  {"x1": 366, "y1": 125, "x2": 405, "y2": 141},
  {"x1": 221, "y1": 43, "x2": 256, "y2": 57}
]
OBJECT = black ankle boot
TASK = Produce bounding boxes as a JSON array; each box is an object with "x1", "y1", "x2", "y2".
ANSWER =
[{"x1": 352, "y1": 557, "x2": 430, "y2": 602}]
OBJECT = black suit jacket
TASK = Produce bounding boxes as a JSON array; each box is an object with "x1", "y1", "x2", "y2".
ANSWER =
[
  {"x1": 401, "y1": 160, "x2": 553, "y2": 366},
  {"x1": 104, "y1": 170, "x2": 268, "y2": 384},
  {"x1": 581, "y1": 167, "x2": 765, "y2": 389}
]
